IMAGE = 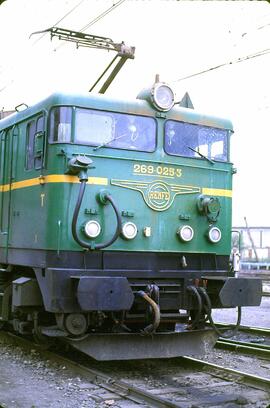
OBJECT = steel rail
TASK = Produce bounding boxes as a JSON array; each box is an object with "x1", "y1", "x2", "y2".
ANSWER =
[
  {"x1": 181, "y1": 356, "x2": 270, "y2": 392},
  {"x1": 207, "y1": 322, "x2": 270, "y2": 336},
  {"x1": 1, "y1": 331, "x2": 270, "y2": 405},
  {"x1": 215, "y1": 338, "x2": 270, "y2": 359},
  {"x1": 0, "y1": 331, "x2": 183, "y2": 408},
  {"x1": 49, "y1": 357, "x2": 183, "y2": 408}
]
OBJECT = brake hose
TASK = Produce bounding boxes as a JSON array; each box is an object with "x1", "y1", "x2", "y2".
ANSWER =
[
  {"x1": 197, "y1": 286, "x2": 242, "y2": 338},
  {"x1": 137, "y1": 290, "x2": 160, "y2": 335},
  {"x1": 187, "y1": 285, "x2": 203, "y2": 329},
  {"x1": 72, "y1": 179, "x2": 122, "y2": 250}
]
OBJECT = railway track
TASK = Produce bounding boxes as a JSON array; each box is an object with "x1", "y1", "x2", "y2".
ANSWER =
[
  {"x1": 209, "y1": 323, "x2": 270, "y2": 358},
  {"x1": 181, "y1": 355, "x2": 270, "y2": 393},
  {"x1": 212, "y1": 323, "x2": 270, "y2": 337},
  {"x1": 216, "y1": 337, "x2": 270, "y2": 358},
  {"x1": 0, "y1": 330, "x2": 269, "y2": 407}
]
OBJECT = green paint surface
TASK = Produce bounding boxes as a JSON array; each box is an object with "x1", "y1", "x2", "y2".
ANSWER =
[{"x1": 0, "y1": 92, "x2": 233, "y2": 258}]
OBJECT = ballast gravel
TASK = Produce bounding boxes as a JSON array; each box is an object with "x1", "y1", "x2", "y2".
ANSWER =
[{"x1": 0, "y1": 297, "x2": 269, "y2": 407}]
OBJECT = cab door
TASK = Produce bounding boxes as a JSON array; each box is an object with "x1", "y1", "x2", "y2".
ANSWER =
[{"x1": 0, "y1": 127, "x2": 15, "y2": 262}]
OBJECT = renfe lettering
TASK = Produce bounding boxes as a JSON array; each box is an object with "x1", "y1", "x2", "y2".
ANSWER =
[{"x1": 149, "y1": 191, "x2": 170, "y2": 200}]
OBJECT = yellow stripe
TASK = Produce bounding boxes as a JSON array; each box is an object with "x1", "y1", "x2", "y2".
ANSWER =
[
  {"x1": 0, "y1": 185, "x2": 10, "y2": 192},
  {"x1": 202, "y1": 187, "x2": 232, "y2": 198},
  {"x1": 11, "y1": 178, "x2": 41, "y2": 189},
  {"x1": 0, "y1": 175, "x2": 108, "y2": 192},
  {"x1": 44, "y1": 175, "x2": 78, "y2": 184},
  {"x1": 88, "y1": 177, "x2": 108, "y2": 185},
  {"x1": 44, "y1": 175, "x2": 108, "y2": 185},
  {"x1": 0, "y1": 176, "x2": 230, "y2": 197}
]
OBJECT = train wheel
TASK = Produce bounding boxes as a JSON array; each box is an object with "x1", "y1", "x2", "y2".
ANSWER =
[{"x1": 64, "y1": 313, "x2": 88, "y2": 336}]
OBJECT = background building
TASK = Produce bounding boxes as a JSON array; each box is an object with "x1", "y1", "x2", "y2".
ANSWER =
[{"x1": 232, "y1": 226, "x2": 270, "y2": 269}]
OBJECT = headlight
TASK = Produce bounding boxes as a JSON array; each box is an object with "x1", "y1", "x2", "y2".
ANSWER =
[
  {"x1": 122, "y1": 222, "x2": 138, "y2": 240},
  {"x1": 84, "y1": 220, "x2": 101, "y2": 238},
  {"x1": 208, "y1": 227, "x2": 222, "y2": 243},
  {"x1": 152, "y1": 83, "x2": 174, "y2": 111},
  {"x1": 178, "y1": 225, "x2": 194, "y2": 242}
]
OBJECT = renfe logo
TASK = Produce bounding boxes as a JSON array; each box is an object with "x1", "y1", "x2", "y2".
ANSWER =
[
  {"x1": 148, "y1": 182, "x2": 171, "y2": 210},
  {"x1": 111, "y1": 179, "x2": 201, "y2": 211}
]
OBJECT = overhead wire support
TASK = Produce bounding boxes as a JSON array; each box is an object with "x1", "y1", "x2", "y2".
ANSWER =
[
  {"x1": 30, "y1": 26, "x2": 135, "y2": 94},
  {"x1": 51, "y1": 0, "x2": 127, "y2": 52},
  {"x1": 30, "y1": 27, "x2": 119, "y2": 52}
]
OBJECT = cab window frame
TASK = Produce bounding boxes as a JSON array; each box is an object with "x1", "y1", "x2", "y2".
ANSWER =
[
  {"x1": 25, "y1": 113, "x2": 45, "y2": 170},
  {"x1": 164, "y1": 119, "x2": 230, "y2": 162},
  {"x1": 49, "y1": 105, "x2": 157, "y2": 153},
  {"x1": 49, "y1": 106, "x2": 73, "y2": 144}
]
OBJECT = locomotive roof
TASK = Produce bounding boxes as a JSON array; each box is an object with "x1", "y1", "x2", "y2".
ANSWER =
[{"x1": 0, "y1": 91, "x2": 233, "y2": 132}]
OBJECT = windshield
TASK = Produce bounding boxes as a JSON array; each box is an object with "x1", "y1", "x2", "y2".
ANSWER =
[
  {"x1": 164, "y1": 120, "x2": 229, "y2": 162},
  {"x1": 75, "y1": 108, "x2": 156, "y2": 152}
]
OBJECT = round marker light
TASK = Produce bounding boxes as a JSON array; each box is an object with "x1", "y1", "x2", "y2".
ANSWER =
[
  {"x1": 178, "y1": 225, "x2": 194, "y2": 242},
  {"x1": 208, "y1": 227, "x2": 222, "y2": 243},
  {"x1": 84, "y1": 220, "x2": 101, "y2": 239},
  {"x1": 122, "y1": 222, "x2": 138, "y2": 240},
  {"x1": 152, "y1": 83, "x2": 174, "y2": 111}
]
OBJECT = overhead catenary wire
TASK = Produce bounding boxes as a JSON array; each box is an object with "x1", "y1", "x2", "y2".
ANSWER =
[
  {"x1": 31, "y1": 0, "x2": 86, "y2": 46},
  {"x1": 0, "y1": 79, "x2": 14, "y2": 94},
  {"x1": 174, "y1": 47, "x2": 270, "y2": 82},
  {"x1": 80, "y1": 0, "x2": 126, "y2": 32},
  {"x1": 242, "y1": 21, "x2": 270, "y2": 36}
]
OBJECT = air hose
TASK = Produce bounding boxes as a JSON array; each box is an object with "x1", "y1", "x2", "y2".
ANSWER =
[
  {"x1": 72, "y1": 179, "x2": 122, "y2": 250},
  {"x1": 197, "y1": 286, "x2": 242, "y2": 338},
  {"x1": 137, "y1": 290, "x2": 160, "y2": 335},
  {"x1": 187, "y1": 285, "x2": 203, "y2": 329}
]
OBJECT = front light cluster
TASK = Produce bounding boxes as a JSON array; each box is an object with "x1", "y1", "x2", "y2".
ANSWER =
[
  {"x1": 83, "y1": 220, "x2": 222, "y2": 244},
  {"x1": 83, "y1": 220, "x2": 138, "y2": 241},
  {"x1": 177, "y1": 225, "x2": 222, "y2": 243}
]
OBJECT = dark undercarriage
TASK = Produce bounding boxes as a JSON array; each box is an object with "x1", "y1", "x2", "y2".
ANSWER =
[
  {"x1": 3, "y1": 247, "x2": 229, "y2": 271},
  {"x1": 0, "y1": 250, "x2": 262, "y2": 360}
]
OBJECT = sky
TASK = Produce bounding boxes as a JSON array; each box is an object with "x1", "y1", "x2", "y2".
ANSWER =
[{"x1": 0, "y1": 0, "x2": 270, "y2": 227}]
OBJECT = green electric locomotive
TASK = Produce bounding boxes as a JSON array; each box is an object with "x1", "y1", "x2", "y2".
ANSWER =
[{"x1": 0, "y1": 78, "x2": 261, "y2": 360}]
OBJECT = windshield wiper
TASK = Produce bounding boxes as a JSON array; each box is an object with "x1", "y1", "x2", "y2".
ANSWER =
[
  {"x1": 93, "y1": 133, "x2": 128, "y2": 151},
  {"x1": 187, "y1": 146, "x2": 214, "y2": 165}
]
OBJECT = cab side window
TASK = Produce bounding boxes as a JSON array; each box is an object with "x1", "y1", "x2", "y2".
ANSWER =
[
  {"x1": 49, "y1": 107, "x2": 72, "y2": 143},
  {"x1": 26, "y1": 115, "x2": 45, "y2": 170}
]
